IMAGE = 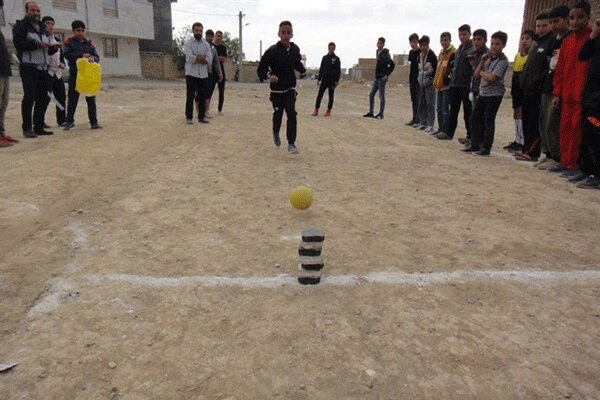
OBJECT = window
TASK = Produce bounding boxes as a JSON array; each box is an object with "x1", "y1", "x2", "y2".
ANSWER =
[
  {"x1": 52, "y1": 0, "x2": 77, "y2": 11},
  {"x1": 103, "y1": 0, "x2": 118, "y2": 17},
  {"x1": 0, "y1": 6, "x2": 5, "y2": 27},
  {"x1": 102, "y1": 38, "x2": 118, "y2": 58}
]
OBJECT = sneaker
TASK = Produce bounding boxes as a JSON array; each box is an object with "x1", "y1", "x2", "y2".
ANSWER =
[
  {"x1": 288, "y1": 143, "x2": 299, "y2": 154},
  {"x1": 457, "y1": 137, "x2": 469, "y2": 145},
  {"x1": 537, "y1": 158, "x2": 558, "y2": 170},
  {"x1": 373, "y1": 114, "x2": 384, "y2": 119},
  {"x1": 503, "y1": 141, "x2": 517, "y2": 151},
  {"x1": 548, "y1": 164, "x2": 568, "y2": 173},
  {"x1": 311, "y1": 108, "x2": 319, "y2": 116},
  {"x1": 567, "y1": 171, "x2": 588, "y2": 182},
  {"x1": 23, "y1": 130, "x2": 37, "y2": 138},
  {"x1": 435, "y1": 132, "x2": 452, "y2": 140},
  {"x1": 35, "y1": 128, "x2": 54, "y2": 135},
  {"x1": 474, "y1": 147, "x2": 491, "y2": 156},
  {"x1": 90, "y1": 123, "x2": 102, "y2": 130},
  {"x1": 59, "y1": 122, "x2": 67, "y2": 127},
  {"x1": 418, "y1": 124, "x2": 426, "y2": 130},
  {"x1": 412, "y1": 123, "x2": 422, "y2": 128},
  {"x1": 461, "y1": 145, "x2": 480, "y2": 153},
  {"x1": 198, "y1": 118, "x2": 210, "y2": 124},
  {"x1": 576, "y1": 175, "x2": 600, "y2": 189},
  {"x1": 0, "y1": 137, "x2": 14, "y2": 147},
  {"x1": 405, "y1": 120, "x2": 416, "y2": 126},
  {"x1": 533, "y1": 157, "x2": 548, "y2": 168},
  {"x1": 363, "y1": 112, "x2": 374, "y2": 118},
  {"x1": 324, "y1": 109, "x2": 331, "y2": 117},
  {"x1": 3, "y1": 134, "x2": 19, "y2": 143},
  {"x1": 424, "y1": 126, "x2": 434, "y2": 133},
  {"x1": 272, "y1": 132, "x2": 281, "y2": 147},
  {"x1": 429, "y1": 129, "x2": 440, "y2": 136},
  {"x1": 63, "y1": 122, "x2": 75, "y2": 131},
  {"x1": 186, "y1": 119, "x2": 193, "y2": 125},
  {"x1": 560, "y1": 170, "x2": 579, "y2": 178}
]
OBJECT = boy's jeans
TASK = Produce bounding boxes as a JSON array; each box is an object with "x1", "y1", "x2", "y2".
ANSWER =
[
  {"x1": 436, "y1": 89, "x2": 451, "y2": 132},
  {"x1": 369, "y1": 78, "x2": 387, "y2": 116}
]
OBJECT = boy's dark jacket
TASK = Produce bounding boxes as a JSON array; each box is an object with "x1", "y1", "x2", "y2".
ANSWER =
[
  {"x1": 449, "y1": 40, "x2": 473, "y2": 88},
  {"x1": 375, "y1": 48, "x2": 395, "y2": 79},
  {"x1": 519, "y1": 32, "x2": 554, "y2": 94},
  {"x1": 63, "y1": 37, "x2": 100, "y2": 74},
  {"x1": 317, "y1": 53, "x2": 341, "y2": 82},
  {"x1": 257, "y1": 41, "x2": 306, "y2": 91},
  {"x1": 579, "y1": 35, "x2": 600, "y2": 108}
]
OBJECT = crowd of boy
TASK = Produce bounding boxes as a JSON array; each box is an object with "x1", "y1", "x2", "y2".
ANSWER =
[{"x1": 405, "y1": 1, "x2": 600, "y2": 189}]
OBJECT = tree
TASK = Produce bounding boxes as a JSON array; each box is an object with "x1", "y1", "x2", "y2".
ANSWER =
[{"x1": 170, "y1": 28, "x2": 242, "y2": 71}]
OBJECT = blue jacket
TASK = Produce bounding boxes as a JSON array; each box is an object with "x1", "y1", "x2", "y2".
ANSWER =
[{"x1": 63, "y1": 36, "x2": 100, "y2": 74}]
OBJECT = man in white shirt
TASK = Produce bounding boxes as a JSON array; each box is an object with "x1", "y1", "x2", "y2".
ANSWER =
[{"x1": 184, "y1": 22, "x2": 212, "y2": 124}]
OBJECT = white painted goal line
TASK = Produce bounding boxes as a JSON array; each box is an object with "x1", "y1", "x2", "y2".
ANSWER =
[{"x1": 88, "y1": 270, "x2": 600, "y2": 289}]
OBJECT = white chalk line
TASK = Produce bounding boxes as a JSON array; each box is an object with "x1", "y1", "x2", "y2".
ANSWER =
[{"x1": 88, "y1": 270, "x2": 600, "y2": 289}]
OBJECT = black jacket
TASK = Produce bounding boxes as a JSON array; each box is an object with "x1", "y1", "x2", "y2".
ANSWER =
[
  {"x1": 580, "y1": 36, "x2": 600, "y2": 108},
  {"x1": 0, "y1": 30, "x2": 11, "y2": 77},
  {"x1": 12, "y1": 17, "x2": 54, "y2": 68},
  {"x1": 257, "y1": 41, "x2": 306, "y2": 91},
  {"x1": 317, "y1": 53, "x2": 340, "y2": 82},
  {"x1": 449, "y1": 40, "x2": 473, "y2": 88},
  {"x1": 63, "y1": 36, "x2": 100, "y2": 73},
  {"x1": 375, "y1": 48, "x2": 395, "y2": 79},
  {"x1": 408, "y1": 48, "x2": 420, "y2": 84},
  {"x1": 519, "y1": 32, "x2": 554, "y2": 95}
]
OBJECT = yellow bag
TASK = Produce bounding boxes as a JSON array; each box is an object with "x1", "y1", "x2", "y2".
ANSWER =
[{"x1": 75, "y1": 58, "x2": 102, "y2": 96}]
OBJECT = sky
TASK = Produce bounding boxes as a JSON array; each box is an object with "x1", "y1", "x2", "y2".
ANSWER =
[{"x1": 171, "y1": 0, "x2": 527, "y2": 69}]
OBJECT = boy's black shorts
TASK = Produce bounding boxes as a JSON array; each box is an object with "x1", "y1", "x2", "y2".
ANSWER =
[{"x1": 511, "y1": 72, "x2": 524, "y2": 110}]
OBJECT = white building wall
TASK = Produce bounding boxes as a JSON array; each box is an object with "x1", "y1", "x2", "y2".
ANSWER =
[{"x1": 89, "y1": 33, "x2": 142, "y2": 77}]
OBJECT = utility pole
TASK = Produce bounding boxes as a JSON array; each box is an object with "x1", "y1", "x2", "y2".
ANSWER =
[
  {"x1": 260, "y1": 40, "x2": 262, "y2": 58},
  {"x1": 238, "y1": 11, "x2": 245, "y2": 62}
]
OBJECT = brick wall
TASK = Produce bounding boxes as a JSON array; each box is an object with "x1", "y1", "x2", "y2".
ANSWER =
[{"x1": 140, "y1": 52, "x2": 184, "y2": 80}]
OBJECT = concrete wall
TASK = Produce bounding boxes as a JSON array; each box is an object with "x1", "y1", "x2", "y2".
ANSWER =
[
  {"x1": 139, "y1": 0, "x2": 174, "y2": 53},
  {"x1": 140, "y1": 52, "x2": 184, "y2": 79}
]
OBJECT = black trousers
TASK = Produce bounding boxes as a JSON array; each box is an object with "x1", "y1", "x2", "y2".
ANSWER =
[
  {"x1": 270, "y1": 90, "x2": 297, "y2": 145},
  {"x1": 19, "y1": 64, "x2": 49, "y2": 132},
  {"x1": 217, "y1": 79, "x2": 225, "y2": 112},
  {"x1": 185, "y1": 75, "x2": 208, "y2": 120},
  {"x1": 315, "y1": 80, "x2": 335, "y2": 110},
  {"x1": 47, "y1": 74, "x2": 66, "y2": 125},
  {"x1": 409, "y1": 80, "x2": 419, "y2": 123},
  {"x1": 521, "y1": 92, "x2": 542, "y2": 157},
  {"x1": 581, "y1": 105, "x2": 600, "y2": 176},
  {"x1": 446, "y1": 86, "x2": 472, "y2": 139},
  {"x1": 66, "y1": 73, "x2": 97, "y2": 125},
  {"x1": 471, "y1": 95, "x2": 503, "y2": 150},
  {"x1": 207, "y1": 73, "x2": 217, "y2": 100}
]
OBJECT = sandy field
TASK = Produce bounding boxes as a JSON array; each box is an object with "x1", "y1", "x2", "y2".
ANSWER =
[{"x1": 1, "y1": 78, "x2": 599, "y2": 400}]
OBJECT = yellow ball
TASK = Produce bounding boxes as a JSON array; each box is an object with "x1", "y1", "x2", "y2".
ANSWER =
[{"x1": 289, "y1": 185, "x2": 313, "y2": 210}]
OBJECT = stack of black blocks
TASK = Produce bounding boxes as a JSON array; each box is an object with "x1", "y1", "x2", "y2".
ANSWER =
[{"x1": 298, "y1": 228, "x2": 325, "y2": 285}]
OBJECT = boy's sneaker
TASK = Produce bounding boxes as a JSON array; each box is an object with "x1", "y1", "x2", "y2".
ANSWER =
[
  {"x1": 90, "y1": 123, "x2": 102, "y2": 129},
  {"x1": 311, "y1": 108, "x2": 319, "y2": 116},
  {"x1": 0, "y1": 137, "x2": 14, "y2": 147},
  {"x1": 373, "y1": 114, "x2": 384, "y2": 119},
  {"x1": 435, "y1": 132, "x2": 451, "y2": 140},
  {"x1": 288, "y1": 144, "x2": 299, "y2": 154},
  {"x1": 363, "y1": 112, "x2": 374, "y2": 118},
  {"x1": 576, "y1": 175, "x2": 600, "y2": 189},
  {"x1": 412, "y1": 123, "x2": 421, "y2": 128},
  {"x1": 548, "y1": 164, "x2": 567, "y2": 173},
  {"x1": 198, "y1": 118, "x2": 209, "y2": 124},
  {"x1": 405, "y1": 120, "x2": 416, "y2": 126},
  {"x1": 474, "y1": 147, "x2": 491, "y2": 156},
  {"x1": 23, "y1": 130, "x2": 37, "y2": 138},
  {"x1": 503, "y1": 141, "x2": 517, "y2": 151},
  {"x1": 272, "y1": 132, "x2": 281, "y2": 147},
  {"x1": 63, "y1": 122, "x2": 75, "y2": 131},
  {"x1": 560, "y1": 170, "x2": 579, "y2": 178},
  {"x1": 461, "y1": 145, "x2": 480, "y2": 153},
  {"x1": 567, "y1": 171, "x2": 588, "y2": 182},
  {"x1": 457, "y1": 137, "x2": 469, "y2": 145},
  {"x1": 3, "y1": 134, "x2": 19, "y2": 143},
  {"x1": 538, "y1": 158, "x2": 558, "y2": 170},
  {"x1": 186, "y1": 119, "x2": 193, "y2": 125},
  {"x1": 533, "y1": 158, "x2": 548, "y2": 168},
  {"x1": 35, "y1": 128, "x2": 54, "y2": 135},
  {"x1": 324, "y1": 109, "x2": 331, "y2": 117},
  {"x1": 424, "y1": 126, "x2": 435, "y2": 133}
]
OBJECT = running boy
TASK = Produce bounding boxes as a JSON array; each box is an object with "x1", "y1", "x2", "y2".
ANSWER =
[
  {"x1": 312, "y1": 42, "x2": 341, "y2": 117},
  {"x1": 257, "y1": 21, "x2": 306, "y2": 154},
  {"x1": 63, "y1": 20, "x2": 101, "y2": 130}
]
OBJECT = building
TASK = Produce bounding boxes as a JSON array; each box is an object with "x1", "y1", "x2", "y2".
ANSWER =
[
  {"x1": 139, "y1": 0, "x2": 176, "y2": 54},
  {"x1": 522, "y1": 0, "x2": 600, "y2": 31},
  {"x1": 0, "y1": 0, "x2": 154, "y2": 76}
]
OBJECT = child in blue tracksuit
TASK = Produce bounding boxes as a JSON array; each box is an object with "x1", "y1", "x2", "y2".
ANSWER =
[{"x1": 63, "y1": 20, "x2": 101, "y2": 130}]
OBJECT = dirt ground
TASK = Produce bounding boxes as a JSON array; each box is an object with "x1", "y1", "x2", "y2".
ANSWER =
[{"x1": 1, "y1": 78, "x2": 599, "y2": 400}]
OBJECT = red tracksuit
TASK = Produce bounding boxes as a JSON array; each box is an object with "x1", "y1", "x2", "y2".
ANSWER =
[{"x1": 553, "y1": 25, "x2": 592, "y2": 170}]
